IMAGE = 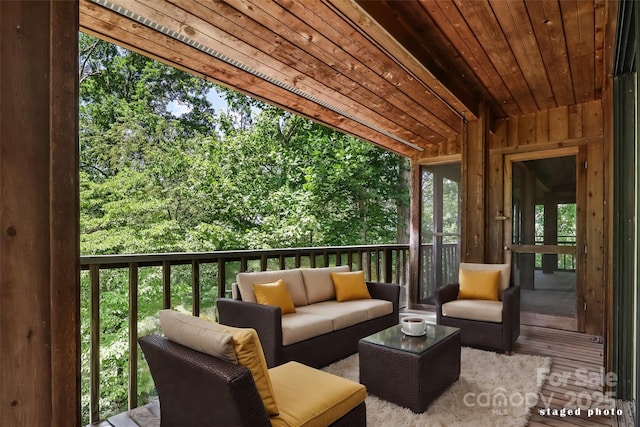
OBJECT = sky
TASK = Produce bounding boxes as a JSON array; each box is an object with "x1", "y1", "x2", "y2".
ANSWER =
[{"x1": 167, "y1": 88, "x2": 227, "y2": 117}]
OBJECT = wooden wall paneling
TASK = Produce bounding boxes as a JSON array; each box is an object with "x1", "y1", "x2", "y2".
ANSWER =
[
  {"x1": 507, "y1": 115, "x2": 519, "y2": 147},
  {"x1": 568, "y1": 103, "x2": 583, "y2": 139},
  {"x1": 583, "y1": 100, "x2": 604, "y2": 137},
  {"x1": 548, "y1": 105, "x2": 569, "y2": 141},
  {"x1": 0, "y1": 1, "x2": 80, "y2": 425},
  {"x1": 492, "y1": 119, "x2": 508, "y2": 149},
  {"x1": 518, "y1": 113, "x2": 537, "y2": 145},
  {"x1": 585, "y1": 142, "x2": 606, "y2": 336},
  {"x1": 536, "y1": 109, "x2": 550, "y2": 144}
]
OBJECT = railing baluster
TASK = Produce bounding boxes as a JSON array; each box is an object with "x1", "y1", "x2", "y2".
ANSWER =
[
  {"x1": 323, "y1": 250, "x2": 329, "y2": 267},
  {"x1": 347, "y1": 251, "x2": 353, "y2": 269},
  {"x1": 192, "y1": 260, "x2": 200, "y2": 317},
  {"x1": 128, "y1": 262, "x2": 138, "y2": 410},
  {"x1": 89, "y1": 264, "x2": 100, "y2": 424},
  {"x1": 218, "y1": 258, "x2": 226, "y2": 299},
  {"x1": 162, "y1": 261, "x2": 171, "y2": 309}
]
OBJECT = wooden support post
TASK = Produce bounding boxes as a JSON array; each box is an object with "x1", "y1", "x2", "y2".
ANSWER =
[
  {"x1": 520, "y1": 167, "x2": 536, "y2": 289},
  {"x1": 462, "y1": 103, "x2": 488, "y2": 262},
  {"x1": 408, "y1": 160, "x2": 421, "y2": 307},
  {"x1": 542, "y1": 193, "x2": 558, "y2": 274},
  {"x1": 0, "y1": 1, "x2": 80, "y2": 425}
]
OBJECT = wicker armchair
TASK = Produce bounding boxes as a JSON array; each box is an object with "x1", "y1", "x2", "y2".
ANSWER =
[
  {"x1": 139, "y1": 335, "x2": 366, "y2": 427},
  {"x1": 434, "y1": 263, "x2": 520, "y2": 354}
]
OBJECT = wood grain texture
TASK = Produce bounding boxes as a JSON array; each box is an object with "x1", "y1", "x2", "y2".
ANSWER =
[{"x1": 1, "y1": 1, "x2": 79, "y2": 425}]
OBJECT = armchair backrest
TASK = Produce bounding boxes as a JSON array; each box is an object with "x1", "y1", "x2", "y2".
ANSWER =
[
  {"x1": 459, "y1": 262, "x2": 511, "y2": 300},
  {"x1": 139, "y1": 335, "x2": 270, "y2": 427}
]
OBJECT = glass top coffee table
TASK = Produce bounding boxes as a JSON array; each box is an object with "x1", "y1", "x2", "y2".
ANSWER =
[{"x1": 358, "y1": 323, "x2": 461, "y2": 413}]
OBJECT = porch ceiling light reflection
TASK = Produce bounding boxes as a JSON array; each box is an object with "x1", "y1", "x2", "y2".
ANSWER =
[{"x1": 89, "y1": 0, "x2": 423, "y2": 152}]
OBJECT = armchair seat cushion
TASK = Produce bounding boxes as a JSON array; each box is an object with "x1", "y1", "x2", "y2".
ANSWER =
[
  {"x1": 442, "y1": 299, "x2": 503, "y2": 323},
  {"x1": 269, "y1": 361, "x2": 366, "y2": 427}
]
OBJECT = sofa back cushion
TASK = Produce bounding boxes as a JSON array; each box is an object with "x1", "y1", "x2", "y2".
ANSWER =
[
  {"x1": 237, "y1": 269, "x2": 308, "y2": 306},
  {"x1": 301, "y1": 266, "x2": 350, "y2": 304}
]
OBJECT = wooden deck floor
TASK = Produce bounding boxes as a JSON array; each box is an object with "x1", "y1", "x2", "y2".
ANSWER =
[
  {"x1": 515, "y1": 325, "x2": 629, "y2": 427},
  {"x1": 97, "y1": 322, "x2": 633, "y2": 427}
]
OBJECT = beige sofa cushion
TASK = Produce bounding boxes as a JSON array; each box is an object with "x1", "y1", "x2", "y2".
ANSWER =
[
  {"x1": 269, "y1": 361, "x2": 366, "y2": 427},
  {"x1": 442, "y1": 299, "x2": 503, "y2": 323},
  {"x1": 237, "y1": 269, "x2": 308, "y2": 306},
  {"x1": 459, "y1": 262, "x2": 511, "y2": 299},
  {"x1": 295, "y1": 301, "x2": 368, "y2": 331},
  {"x1": 333, "y1": 298, "x2": 393, "y2": 320},
  {"x1": 301, "y1": 266, "x2": 350, "y2": 304},
  {"x1": 281, "y1": 312, "x2": 334, "y2": 346}
]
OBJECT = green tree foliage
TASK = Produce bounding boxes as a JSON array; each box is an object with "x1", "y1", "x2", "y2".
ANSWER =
[{"x1": 79, "y1": 34, "x2": 409, "y2": 422}]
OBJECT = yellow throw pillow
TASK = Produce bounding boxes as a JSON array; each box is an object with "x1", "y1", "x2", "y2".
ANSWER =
[
  {"x1": 330, "y1": 271, "x2": 372, "y2": 302},
  {"x1": 210, "y1": 323, "x2": 279, "y2": 416},
  {"x1": 458, "y1": 268, "x2": 501, "y2": 301},
  {"x1": 253, "y1": 280, "x2": 296, "y2": 314}
]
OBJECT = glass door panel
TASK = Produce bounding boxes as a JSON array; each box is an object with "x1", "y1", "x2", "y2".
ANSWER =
[{"x1": 419, "y1": 163, "x2": 461, "y2": 304}]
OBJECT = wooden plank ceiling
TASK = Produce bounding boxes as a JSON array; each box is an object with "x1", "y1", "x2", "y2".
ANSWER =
[{"x1": 79, "y1": 0, "x2": 613, "y2": 157}]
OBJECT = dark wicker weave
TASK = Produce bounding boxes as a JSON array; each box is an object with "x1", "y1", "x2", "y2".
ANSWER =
[
  {"x1": 358, "y1": 328, "x2": 461, "y2": 413},
  {"x1": 139, "y1": 335, "x2": 367, "y2": 427},
  {"x1": 434, "y1": 283, "x2": 520, "y2": 354},
  {"x1": 217, "y1": 281, "x2": 400, "y2": 368}
]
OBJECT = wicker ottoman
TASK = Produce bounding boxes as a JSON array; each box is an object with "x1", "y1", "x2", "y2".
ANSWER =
[{"x1": 358, "y1": 323, "x2": 461, "y2": 413}]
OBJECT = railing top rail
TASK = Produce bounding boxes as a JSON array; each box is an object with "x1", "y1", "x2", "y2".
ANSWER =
[{"x1": 80, "y1": 244, "x2": 410, "y2": 269}]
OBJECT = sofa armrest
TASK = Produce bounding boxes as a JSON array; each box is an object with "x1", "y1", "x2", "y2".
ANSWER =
[
  {"x1": 367, "y1": 281, "x2": 400, "y2": 319},
  {"x1": 434, "y1": 284, "x2": 459, "y2": 323},
  {"x1": 216, "y1": 298, "x2": 283, "y2": 367}
]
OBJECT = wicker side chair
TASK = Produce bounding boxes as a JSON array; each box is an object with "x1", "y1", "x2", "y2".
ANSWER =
[
  {"x1": 434, "y1": 262, "x2": 520, "y2": 354},
  {"x1": 139, "y1": 335, "x2": 366, "y2": 427}
]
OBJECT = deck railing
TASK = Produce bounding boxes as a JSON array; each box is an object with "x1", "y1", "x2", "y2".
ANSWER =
[{"x1": 81, "y1": 244, "x2": 409, "y2": 424}]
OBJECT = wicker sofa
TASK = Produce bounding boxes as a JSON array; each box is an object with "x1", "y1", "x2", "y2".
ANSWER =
[{"x1": 217, "y1": 266, "x2": 400, "y2": 368}]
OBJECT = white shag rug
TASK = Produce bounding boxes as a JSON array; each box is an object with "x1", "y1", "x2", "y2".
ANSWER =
[{"x1": 323, "y1": 347, "x2": 551, "y2": 427}]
